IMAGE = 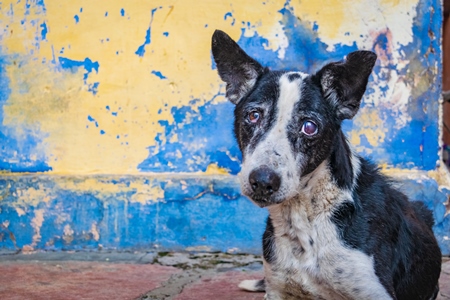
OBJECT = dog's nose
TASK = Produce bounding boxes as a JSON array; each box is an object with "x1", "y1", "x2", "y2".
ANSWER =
[{"x1": 249, "y1": 166, "x2": 281, "y2": 196}]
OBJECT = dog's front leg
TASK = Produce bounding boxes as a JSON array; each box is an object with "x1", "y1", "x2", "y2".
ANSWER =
[
  {"x1": 264, "y1": 290, "x2": 283, "y2": 300},
  {"x1": 265, "y1": 290, "x2": 315, "y2": 300}
]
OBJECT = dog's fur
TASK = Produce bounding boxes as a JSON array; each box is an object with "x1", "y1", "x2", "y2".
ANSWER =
[{"x1": 211, "y1": 30, "x2": 441, "y2": 300}]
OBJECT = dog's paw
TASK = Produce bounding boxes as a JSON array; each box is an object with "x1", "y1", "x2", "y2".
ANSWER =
[{"x1": 238, "y1": 279, "x2": 265, "y2": 292}]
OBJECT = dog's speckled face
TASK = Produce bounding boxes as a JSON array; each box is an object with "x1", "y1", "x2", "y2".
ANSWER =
[
  {"x1": 233, "y1": 71, "x2": 339, "y2": 206},
  {"x1": 211, "y1": 30, "x2": 376, "y2": 207}
]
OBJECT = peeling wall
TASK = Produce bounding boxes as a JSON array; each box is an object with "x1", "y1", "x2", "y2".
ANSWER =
[{"x1": 0, "y1": 0, "x2": 449, "y2": 254}]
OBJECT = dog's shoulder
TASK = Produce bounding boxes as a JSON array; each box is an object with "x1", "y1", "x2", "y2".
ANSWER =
[
  {"x1": 331, "y1": 156, "x2": 434, "y2": 248},
  {"x1": 331, "y1": 156, "x2": 441, "y2": 299}
]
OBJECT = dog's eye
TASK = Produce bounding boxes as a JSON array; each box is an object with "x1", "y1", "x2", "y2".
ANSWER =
[
  {"x1": 247, "y1": 111, "x2": 261, "y2": 124},
  {"x1": 301, "y1": 121, "x2": 318, "y2": 136}
]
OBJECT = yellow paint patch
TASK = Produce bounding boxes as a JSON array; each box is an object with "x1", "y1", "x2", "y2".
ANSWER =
[
  {"x1": 130, "y1": 183, "x2": 165, "y2": 204},
  {"x1": 12, "y1": 185, "x2": 52, "y2": 209},
  {"x1": 91, "y1": 222, "x2": 100, "y2": 241},
  {"x1": 289, "y1": 0, "x2": 417, "y2": 48},
  {"x1": 14, "y1": 207, "x2": 25, "y2": 217},
  {"x1": 428, "y1": 167, "x2": 450, "y2": 190},
  {"x1": 24, "y1": 209, "x2": 45, "y2": 250},
  {"x1": 56, "y1": 177, "x2": 127, "y2": 196},
  {"x1": 55, "y1": 176, "x2": 165, "y2": 204},
  {"x1": 349, "y1": 107, "x2": 387, "y2": 148},
  {"x1": 204, "y1": 163, "x2": 230, "y2": 175},
  {"x1": 290, "y1": 0, "x2": 347, "y2": 40},
  {"x1": 63, "y1": 224, "x2": 74, "y2": 244}
]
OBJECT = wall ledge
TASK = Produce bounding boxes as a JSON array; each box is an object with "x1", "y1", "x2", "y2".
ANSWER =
[{"x1": 0, "y1": 170, "x2": 449, "y2": 254}]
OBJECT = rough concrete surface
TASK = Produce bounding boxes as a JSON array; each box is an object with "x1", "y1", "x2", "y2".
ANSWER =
[{"x1": 0, "y1": 251, "x2": 448, "y2": 300}]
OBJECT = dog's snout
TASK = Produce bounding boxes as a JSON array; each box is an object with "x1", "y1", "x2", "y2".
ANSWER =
[{"x1": 249, "y1": 166, "x2": 281, "y2": 196}]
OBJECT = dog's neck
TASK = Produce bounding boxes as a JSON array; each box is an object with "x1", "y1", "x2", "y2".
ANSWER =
[{"x1": 268, "y1": 130, "x2": 359, "y2": 228}]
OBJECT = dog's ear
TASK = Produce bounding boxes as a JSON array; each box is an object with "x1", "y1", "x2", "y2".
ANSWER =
[
  {"x1": 315, "y1": 51, "x2": 377, "y2": 120},
  {"x1": 212, "y1": 30, "x2": 266, "y2": 104}
]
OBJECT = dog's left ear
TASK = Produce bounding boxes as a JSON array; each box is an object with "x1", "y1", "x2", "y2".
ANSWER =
[
  {"x1": 211, "y1": 30, "x2": 266, "y2": 104},
  {"x1": 315, "y1": 51, "x2": 377, "y2": 120}
]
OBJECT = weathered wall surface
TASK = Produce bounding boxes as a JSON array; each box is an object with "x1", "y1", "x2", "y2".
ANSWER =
[{"x1": 0, "y1": 0, "x2": 449, "y2": 254}]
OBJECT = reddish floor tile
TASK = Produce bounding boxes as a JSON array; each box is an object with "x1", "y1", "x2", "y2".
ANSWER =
[
  {"x1": 175, "y1": 271, "x2": 264, "y2": 300},
  {"x1": 0, "y1": 261, "x2": 179, "y2": 300}
]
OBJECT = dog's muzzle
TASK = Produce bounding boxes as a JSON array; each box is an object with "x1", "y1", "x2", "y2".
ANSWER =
[{"x1": 248, "y1": 165, "x2": 281, "y2": 206}]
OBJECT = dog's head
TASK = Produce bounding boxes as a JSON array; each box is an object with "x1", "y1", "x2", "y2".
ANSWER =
[{"x1": 212, "y1": 30, "x2": 376, "y2": 207}]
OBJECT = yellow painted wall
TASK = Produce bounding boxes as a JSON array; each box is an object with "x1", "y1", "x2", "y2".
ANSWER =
[{"x1": 1, "y1": 0, "x2": 436, "y2": 176}]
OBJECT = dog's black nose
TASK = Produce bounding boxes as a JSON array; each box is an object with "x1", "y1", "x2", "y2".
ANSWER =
[{"x1": 249, "y1": 166, "x2": 281, "y2": 196}]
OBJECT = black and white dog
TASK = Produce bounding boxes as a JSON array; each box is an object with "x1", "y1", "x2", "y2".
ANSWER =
[{"x1": 211, "y1": 30, "x2": 441, "y2": 300}]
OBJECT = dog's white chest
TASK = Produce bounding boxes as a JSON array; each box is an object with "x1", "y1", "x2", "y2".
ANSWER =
[
  {"x1": 267, "y1": 214, "x2": 346, "y2": 299},
  {"x1": 265, "y1": 206, "x2": 393, "y2": 300}
]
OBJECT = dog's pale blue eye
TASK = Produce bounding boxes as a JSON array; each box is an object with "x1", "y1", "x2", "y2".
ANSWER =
[
  {"x1": 248, "y1": 111, "x2": 261, "y2": 123},
  {"x1": 302, "y1": 121, "x2": 318, "y2": 136}
]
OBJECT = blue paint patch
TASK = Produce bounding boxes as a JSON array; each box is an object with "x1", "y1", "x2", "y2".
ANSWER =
[
  {"x1": 0, "y1": 54, "x2": 52, "y2": 172},
  {"x1": 36, "y1": 0, "x2": 47, "y2": 12},
  {"x1": 105, "y1": 11, "x2": 108, "y2": 17},
  {"x1": 224, "y1": 12, "x2": 235, "y2": 26},
  {"x1": 87, "y1": 115, "x2": 99, "y2": 127},
  {"x1": 138, "y1": 96, "x2": 241, "y2": 174},
  {"x1": 163, "y1": 32, "x2": 169, "y2": 37},
  {"x1": 88, "y1": 82, "x2": 99, "y2": 95},
  {"x1": 398, "y1": 0, "x2": 441, "y2": 170},
  {"x1": 151, "y1": 70, "x2": 167, "y2": 79},
  {"x1": 100, "y1": 130, "x2": 105, "y2": 135},
  {"x1": 40, "y1": 22, "x2": 48, "y2": 40},
  {"x1": 7, "y1": 3, "x2": 13, "y2": 16},
  {"x1": 120, "y1": 8, "x2": 125, "y2": 16},
  {"x1": 135, "y1": 28, "x2": 151, "y2": 57},
  {"x1": 59, "y1": 57, "x2": 99, "y2": 78},
  {"x1": 135, "y1": 8, "x2": 159, "y2": 57},
  {"x1": 58, "y1": 57, "x2": 99, "y2": 95},
  {"x1": 74, "y1": 15, "x2": 79, "y2": 23}
]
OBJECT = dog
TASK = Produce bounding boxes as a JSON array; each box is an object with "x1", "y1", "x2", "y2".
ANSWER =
[{"x1": 211, "y1": 29, "x2": 441, "y2": 300}]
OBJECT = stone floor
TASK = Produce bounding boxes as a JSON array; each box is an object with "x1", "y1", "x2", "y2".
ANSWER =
[{"x1": 0, "y1": 251, "x2": 448, "y2": 300}]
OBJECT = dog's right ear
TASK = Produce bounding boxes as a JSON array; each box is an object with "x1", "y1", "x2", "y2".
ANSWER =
[
  {"x1": 314, "y1": 51, "x2": 377, "y2": 120},
  {"x1": 212, "y1": 30, "x2": 266, "y2": 104}
]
